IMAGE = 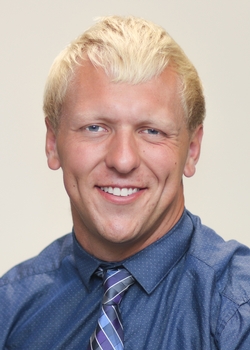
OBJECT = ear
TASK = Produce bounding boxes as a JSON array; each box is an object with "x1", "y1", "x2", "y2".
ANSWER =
[
  {"x1": 183, "y1": 125, "x2": 203, "y2": 178},
  {"x1": 45, "y1": 117, "x2": 61, "y2": 170}
]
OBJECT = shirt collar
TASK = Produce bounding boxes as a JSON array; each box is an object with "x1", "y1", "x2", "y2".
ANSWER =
[
  {"x1": 73, "y1": 235, "x2": 100, "y2": 291},
  {"x1": 73, "y1": 209, "x2": 194, "y2": 294}
]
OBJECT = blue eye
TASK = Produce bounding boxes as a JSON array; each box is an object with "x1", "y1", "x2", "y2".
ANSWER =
[
  {"x1": 86, "y1": 125, "x2": 104, "y2": 132},
  {"x1": 145, "y1": 128, "x2": 160, "y2": 135}
]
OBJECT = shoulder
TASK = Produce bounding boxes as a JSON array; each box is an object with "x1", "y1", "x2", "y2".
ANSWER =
[
  {"x1": 186, "y1": 211, "x2": 250, "y2": 347},
  {"x1": 0, "y1": 233, "x2": 78, "y2": 347},
  {"x1": 187, "y1": 211, "x2": 250, "y2": 297},
  {"x1": 0, "y1": 233, "x2": 74, "y2": 286},
  {"x1": 187, "y1": 211, "x2": 250, "y2": 292}
]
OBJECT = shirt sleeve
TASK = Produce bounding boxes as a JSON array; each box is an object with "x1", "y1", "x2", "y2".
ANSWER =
[{"x1": 216, "y1": 300, "x2": 250, "y2": 350}]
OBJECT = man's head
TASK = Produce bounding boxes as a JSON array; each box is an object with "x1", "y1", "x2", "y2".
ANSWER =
[
  {"x1": 43, "y1": 16, "x2": 205, "y2": 132},
  {"x1": 44, "y1": 16, "x2": 205, "y2": 261}
]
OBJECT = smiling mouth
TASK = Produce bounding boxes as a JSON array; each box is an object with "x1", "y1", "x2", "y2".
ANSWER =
[{"x1": 100, "y1": 187, "x2": 140, "y2": 197}]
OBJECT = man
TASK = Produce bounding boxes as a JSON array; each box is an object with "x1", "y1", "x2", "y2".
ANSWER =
[{"x1": 1, "y1": 15, "x2": 250, "y2": 349}]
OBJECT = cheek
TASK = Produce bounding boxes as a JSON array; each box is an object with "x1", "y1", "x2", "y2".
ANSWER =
[
  {"x1": 144, "y1": 151, "x2": 176, "y2": 179},
  {"x1": 148, "y1": 154, "x2": 186, "y2": 191},
  {"x1": 58, "y1": 148, "x2": 86, "y2": 190},
  {"x1": 59, "y1": 142, "x2": 87, "y2": 170},
  {"x1": 60, "y1": 145, "x2": 104, "y2": 188}
]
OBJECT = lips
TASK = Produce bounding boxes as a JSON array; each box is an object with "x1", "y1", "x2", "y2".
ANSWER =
[{"x1": 100, "y1": 187, "x2": 140, "y2": 197}]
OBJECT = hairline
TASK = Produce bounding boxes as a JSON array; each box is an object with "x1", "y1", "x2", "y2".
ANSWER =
[{"x1": 52, "y1": 58, "x2": 191, "y2": 134}]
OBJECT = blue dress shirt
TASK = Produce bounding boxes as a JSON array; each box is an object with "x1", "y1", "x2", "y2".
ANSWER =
[{"x1": 1, "y1": 210, "x2": 250, "y2": 349}]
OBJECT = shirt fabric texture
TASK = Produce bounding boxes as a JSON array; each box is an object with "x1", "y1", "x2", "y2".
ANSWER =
[{"x1": 1, "y1": 209, "x2": 250, "y2": 349}]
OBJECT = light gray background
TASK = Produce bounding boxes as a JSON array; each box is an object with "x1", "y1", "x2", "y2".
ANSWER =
[{"x1": 1, "y1": 1, "x2": 249, "y2": 276}]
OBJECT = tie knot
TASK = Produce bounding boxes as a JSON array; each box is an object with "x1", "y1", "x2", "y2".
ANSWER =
[{"x1": 101, "y1": 268, "x2": 134, "y2": 306}]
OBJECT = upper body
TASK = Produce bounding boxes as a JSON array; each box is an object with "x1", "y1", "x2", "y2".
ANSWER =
[
  {"x1": 2, "y1": 15, "x2": 250, "y2": 349},
  {"x1": 1, "y1": 210, "x2": 250, "y2": 349}
]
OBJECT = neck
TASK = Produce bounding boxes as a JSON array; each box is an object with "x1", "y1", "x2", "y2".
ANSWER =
[{"x1": 71, "y1": 201, "x2": 184, "y2": 262}]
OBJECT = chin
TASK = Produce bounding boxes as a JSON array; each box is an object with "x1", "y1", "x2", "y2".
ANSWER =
[{"x1": 101, "y1": 230, "x2": 138, "y2": 245}]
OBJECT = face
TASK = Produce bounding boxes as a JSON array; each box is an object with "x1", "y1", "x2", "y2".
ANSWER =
[{"x1": 46, "y1": 60, "x2": 203, "y2": 261}]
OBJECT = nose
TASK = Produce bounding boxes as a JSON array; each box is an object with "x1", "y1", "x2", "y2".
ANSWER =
[{"x1": 105, "y1": 130, "x2": 140, "y2": 174}]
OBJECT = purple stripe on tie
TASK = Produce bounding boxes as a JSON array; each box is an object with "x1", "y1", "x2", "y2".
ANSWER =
[{"x1": 88, "y1": 267, "x2": 134, "y2": 350}]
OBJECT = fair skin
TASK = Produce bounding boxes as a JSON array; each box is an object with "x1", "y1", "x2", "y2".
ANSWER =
[{"x1": 45, "y1": 60, "x2": 203, "y2": 261}]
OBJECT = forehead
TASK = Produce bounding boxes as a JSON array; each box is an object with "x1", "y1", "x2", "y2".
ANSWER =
[{"x1": 61, "y1": 59, "x2": 184, "y2": 124}]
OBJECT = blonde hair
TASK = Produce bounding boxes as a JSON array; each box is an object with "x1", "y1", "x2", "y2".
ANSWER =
[{"x1": 43, "y1": 15, "x2": 205, "y2": 131}]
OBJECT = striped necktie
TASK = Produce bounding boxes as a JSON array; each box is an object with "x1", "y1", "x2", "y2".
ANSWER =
[{"x1": 88, "y1": 267, "x2": 134, "y2": 350}]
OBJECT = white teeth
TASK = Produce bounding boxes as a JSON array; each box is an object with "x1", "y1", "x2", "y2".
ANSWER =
[
  {"x1": 100, "y1": 187, "x2": 139, "y2": 197},
  {"x1": 113, "y1": 187, "x2": 121, "y2": 196},
  {"x1": 120, "y1": 188, "x2": 128, "y2": 197}
]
